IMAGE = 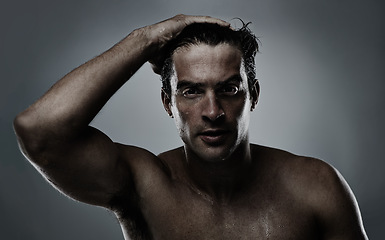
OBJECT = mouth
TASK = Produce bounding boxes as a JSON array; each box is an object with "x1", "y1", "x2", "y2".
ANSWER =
[{"x1": 198, "y1": 129, "x2": 230, "y2": 145}]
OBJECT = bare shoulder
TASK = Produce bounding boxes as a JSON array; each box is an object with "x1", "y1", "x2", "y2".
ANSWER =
[
  {"x1": 252, "y1": 144, "x2": 354, "y2": 206},
  {"x1": 252, "y1": 144, "x2": 341, "y2": 186},
  {"x1": 113, "y1": 144, "x2": 174, "y2": 202},
  {"x1": 251, "y1": 144, "x2": 367, "y2": 239},
  {"x1": 113, "y1": 145, "x2": 184, "y2": 198},
  {"x1": 116, "y1": 143, "x2": 172, "y2": 179},
  {"x1": 157, "y1": 147, "x2": 185, "y2": 178}
]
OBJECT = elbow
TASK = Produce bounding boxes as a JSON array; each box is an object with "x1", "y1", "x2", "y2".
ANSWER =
[
  {"x1": 13, "y1": 111, "x2": 48, "y2": 162},
  {"x1": 14, "y1": 110, "x2": 35, "y2": 141}
]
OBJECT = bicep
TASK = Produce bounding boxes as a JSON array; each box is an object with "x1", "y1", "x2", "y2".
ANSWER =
[{"x1": 30, "y1": 126, "x2": 132, "y2": 208}]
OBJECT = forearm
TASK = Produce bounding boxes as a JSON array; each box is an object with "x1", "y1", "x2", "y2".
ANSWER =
[{"x1": 14, "y1": 27, "x2": 155, "y2": 150}]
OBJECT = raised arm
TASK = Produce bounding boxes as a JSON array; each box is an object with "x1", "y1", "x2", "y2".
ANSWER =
[{"x1": 13, "y1": 15, "x2": 230, "y2": 208}]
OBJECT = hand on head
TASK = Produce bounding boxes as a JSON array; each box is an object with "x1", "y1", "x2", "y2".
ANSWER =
[{"x1": 147, "y1": 14, "x2": 231, "y2": 74}]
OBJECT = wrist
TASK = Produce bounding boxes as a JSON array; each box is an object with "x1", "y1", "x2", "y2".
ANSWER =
[{"x1": 113, "y1": 26, "x2": 158, "y2": 63}]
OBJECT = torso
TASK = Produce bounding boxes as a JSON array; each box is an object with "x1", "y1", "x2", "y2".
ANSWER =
[{"x1": 114, "y1": 144, "x2": 326, "y2": 240}]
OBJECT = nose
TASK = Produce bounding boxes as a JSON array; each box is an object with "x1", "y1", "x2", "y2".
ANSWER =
[{"x1": 201, "y1": 91, "x2": 225, "y2": 122}]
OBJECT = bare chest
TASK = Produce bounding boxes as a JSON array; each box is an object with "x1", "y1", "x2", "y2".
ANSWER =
[{"x1": 118, "y1": 184, "x2": 319, "y2": 240}]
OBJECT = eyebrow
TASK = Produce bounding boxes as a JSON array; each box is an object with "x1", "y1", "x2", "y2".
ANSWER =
[
  {"x1": 216, "y1": 75, "x2": 242, "y2": 87},
  {"x1": 176, "y1": 81, "x2": 203, "y2": 90},
  {"x1": 176, "y1": 74, "x2": 242, "y2": 90}
]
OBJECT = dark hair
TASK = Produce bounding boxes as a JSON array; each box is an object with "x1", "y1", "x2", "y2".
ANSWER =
[{"x1": 160, "y1": 21, "x2": 259, "y2": 96}]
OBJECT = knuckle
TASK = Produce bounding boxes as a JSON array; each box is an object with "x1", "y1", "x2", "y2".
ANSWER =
[{"x1": 173, "y1": 14, "x2": 185, "y2": 21}]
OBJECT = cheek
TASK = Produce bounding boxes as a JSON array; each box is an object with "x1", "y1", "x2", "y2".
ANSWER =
[
  {"x1": 238, "y1": 102, "x2": 251, "y2": 131},
  {"x1": 240, "y1": 101, "x2": 251, "y2": 120},
  {"x1": 231, "y1": 98, "x2": 251, "y2": 133},
  {"x1": 171, "y1": 102, "x2": 193, "y2": 132},
  {"x1": 228, "y1": 94, "x2": 251, "y2": 119}
]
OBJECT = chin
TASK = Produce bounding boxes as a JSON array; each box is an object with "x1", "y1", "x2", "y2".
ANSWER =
[
  {"x1": 191, "y1": 145, "x2": 236, "y2": 163},
  {"x1": 183, "y1": 133, "x2": 247, "y2": 163}
]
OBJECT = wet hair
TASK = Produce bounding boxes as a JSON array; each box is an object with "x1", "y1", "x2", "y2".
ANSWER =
[{"x1": 160, "y1": 21, "x2": 259, "y2": 97}]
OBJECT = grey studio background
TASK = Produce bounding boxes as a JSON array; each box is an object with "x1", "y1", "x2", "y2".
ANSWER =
[{"x1": 1, "y1": 0, "x2": 384, "y2": 239}]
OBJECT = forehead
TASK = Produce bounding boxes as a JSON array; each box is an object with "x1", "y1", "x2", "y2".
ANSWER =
[{"x1": 171, "y1": 43, "x2": 245, "y2": 85}]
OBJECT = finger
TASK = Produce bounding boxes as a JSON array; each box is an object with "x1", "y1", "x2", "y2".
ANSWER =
[
  {"x1": 172, "y1": 14, "x2": 230, "y2": 28},
  {"x1": 186, "y1": 15, "x2": 231, "y2": 28}
]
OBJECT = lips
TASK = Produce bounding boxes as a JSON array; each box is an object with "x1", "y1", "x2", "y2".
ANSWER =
[{"x1": 198, "y1": 129, "x2": 229, "y2": 145}]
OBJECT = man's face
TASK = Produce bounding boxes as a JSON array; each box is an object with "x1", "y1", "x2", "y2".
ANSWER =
[{"x1": 162, "y1": 43, "x2": 257, "y2": 162}]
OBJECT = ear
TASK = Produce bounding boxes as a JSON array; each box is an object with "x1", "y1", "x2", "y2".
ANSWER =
[
  {"x1": 161, "y1": 88, "x2": 173, "y2": 118},
  {"x1": 250, "y1": 80, "x2": 260, "y2": 111}
]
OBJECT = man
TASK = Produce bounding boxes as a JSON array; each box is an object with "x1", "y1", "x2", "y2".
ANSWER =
[{"x1": 14, "y1": 14, "x2": 368, "y2": 239}]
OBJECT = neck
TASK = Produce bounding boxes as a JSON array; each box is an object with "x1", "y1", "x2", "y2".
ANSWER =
[{"x1": 183, "y1": 142, "x2": 253, "y2": 204}]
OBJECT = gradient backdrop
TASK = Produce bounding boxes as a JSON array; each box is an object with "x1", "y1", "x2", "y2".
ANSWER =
[{"x1": 1, "y1": 0, "x2": 384, "y2": 239}]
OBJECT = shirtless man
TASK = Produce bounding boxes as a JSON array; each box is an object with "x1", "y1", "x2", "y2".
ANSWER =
[{"x1": 14, "y1": 15, "x2": 368, "y2": 239}]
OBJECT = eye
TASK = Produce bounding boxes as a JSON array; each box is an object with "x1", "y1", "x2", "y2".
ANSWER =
[
  {"x1": 182, "y1": 88, "x2": 202, "y2": 98},
  {"x1": 218, "y1": 85, "x2": 239, "y2": 96}
]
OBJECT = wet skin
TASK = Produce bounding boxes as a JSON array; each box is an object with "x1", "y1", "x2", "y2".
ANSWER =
[
  {"x1": 164, "y1": 43, "x2": 256, "y2": 164},
  {"x1": 14, "y1": 15, "x2": 367, "y2": 240},
  {"x1": 115, "y1": 44, "x2": 343, "y2": 239},
  {"x1": 117, "y1": 144, "x2": 328, "y2": 240}
]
